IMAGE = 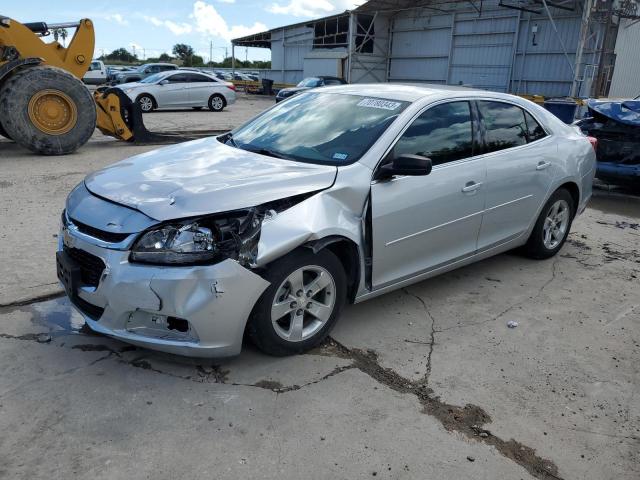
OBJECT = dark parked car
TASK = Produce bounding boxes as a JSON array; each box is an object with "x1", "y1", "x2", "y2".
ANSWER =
[
  {"x1": 275, "y1": 76, "x2": 347, "y2": 102},
  {"x1": 577, "y1": 97, "x2": 640, "y2": 186},
  {"x1": 113, "y1": 63, "x2": 178, "y2": 85}
]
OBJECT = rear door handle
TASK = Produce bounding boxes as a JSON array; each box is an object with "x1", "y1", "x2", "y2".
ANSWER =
[
  {"x1": 536, "y1": 161, "x2": 551, "y2": 170},
  {"x1": 462, "y1": 181, "x2": 482, "y2": 193}
]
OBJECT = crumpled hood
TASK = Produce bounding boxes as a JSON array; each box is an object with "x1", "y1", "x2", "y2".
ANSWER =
[
  {"x1": 587, "y1": 98, "x2": 640, "y2": 127},
  {"x1": 84, "y1": 137, "x2": 337, "y2": 221}
]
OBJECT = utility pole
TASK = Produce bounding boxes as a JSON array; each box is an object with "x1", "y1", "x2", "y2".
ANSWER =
[
  {"x1": 143, "y1": 48, "x2": 146, "y2": 60},
  {"x1": 132, "y1": 45, "x2": 136, "y2": 58},
  {"x1": 245, "y1": 47, "x2": 248, "y2": 63},
  {"x1": 210, "y1": 40, "x2": 213, "y2": 65}
]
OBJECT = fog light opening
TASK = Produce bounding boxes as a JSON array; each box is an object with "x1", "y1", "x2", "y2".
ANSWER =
[{"x1": 167, "y1": 317, "x2": 189, "y2": 333}]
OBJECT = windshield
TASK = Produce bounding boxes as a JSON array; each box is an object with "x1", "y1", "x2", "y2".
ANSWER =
[
  {"x1": 140, "y1": 72, "x2": 167, "y2": 84},
  {"x1": 297, "y1": 78, "x2": 321, "y2": 88},
  {"x1": 230, "y1": 92, "x2": 410, "y2": 165}
]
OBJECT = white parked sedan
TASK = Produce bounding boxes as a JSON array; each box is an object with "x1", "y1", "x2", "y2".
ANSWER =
[{"x1": 117, "y1": 70, "x2": 237, "y2": 112}]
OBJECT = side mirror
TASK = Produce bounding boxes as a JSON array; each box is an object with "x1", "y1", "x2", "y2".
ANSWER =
[
  {"x1": 376, "y1": 154, "x2": 432, "y2": 180},
  {"x1": 159, "y1": 79, "x2": 169, "y2": 85}
]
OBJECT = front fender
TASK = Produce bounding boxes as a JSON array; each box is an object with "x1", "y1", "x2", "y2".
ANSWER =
[{"x1": 256, "y1": 191, "x2": 362, "y2": 266}]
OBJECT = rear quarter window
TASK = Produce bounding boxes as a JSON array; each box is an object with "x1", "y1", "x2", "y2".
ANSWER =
[{"x1": 524, "y1": 110, "x2": 547, "y2": 142}]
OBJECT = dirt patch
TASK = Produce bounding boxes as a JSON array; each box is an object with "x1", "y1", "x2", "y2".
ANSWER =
[
  {"x1": 317, "y1": 338, "x2": 562, "y2": 480},
  {"x1": 253, "y1": 380, "x2": 284, "y2": 391}
]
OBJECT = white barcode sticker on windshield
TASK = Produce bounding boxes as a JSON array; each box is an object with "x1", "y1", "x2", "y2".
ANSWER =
[{"x1": 357, "y1": 98, "x2": 402, "y2": 110}]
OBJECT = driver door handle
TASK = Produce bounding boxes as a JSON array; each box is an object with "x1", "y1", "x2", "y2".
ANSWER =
[
  {"x1": 462, "y1": 181, "x2": 482, "y2": 193},
  {"x1": 536, "y1": 161, "x2": 551, "y2": 170}
]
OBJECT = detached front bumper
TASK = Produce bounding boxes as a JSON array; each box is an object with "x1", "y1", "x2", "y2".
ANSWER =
[{"x1": 57, "y1": 220, "x2": 269, "y2": 358}]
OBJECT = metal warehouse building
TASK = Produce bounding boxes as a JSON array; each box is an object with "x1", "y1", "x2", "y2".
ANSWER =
[{"x1": 233, "y1": 0, "x2": 640, "y2": 98}]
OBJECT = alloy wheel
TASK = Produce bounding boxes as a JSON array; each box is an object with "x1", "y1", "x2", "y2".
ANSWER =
[
  {"x1": 139, "y1": 96, "x2": 153, "y2": 112},
  {"x1": 542, "y1": 199, "x2": 570, "y2": 249},
  {"x1": 211, "y1": 96, "x2": 224, "y2": 111},
  {"x1": 271, "y1": 265, "x2": 336, "y2": 342}
]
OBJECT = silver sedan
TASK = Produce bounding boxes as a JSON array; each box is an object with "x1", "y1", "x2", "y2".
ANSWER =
[
  {"x1": 117, "y1": 70, "x2": 237, "y2": 112},
  {"x1": 58, "y1": 84, "x2": 596, "y2": 358}
]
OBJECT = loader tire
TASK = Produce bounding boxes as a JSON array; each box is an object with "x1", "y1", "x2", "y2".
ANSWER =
[
  {"x1": 0, "y1": 66, "x2": 96, "y2": 155},
  {"x1": 0, "y1": 121, "x2": 11, "y2": 140}
]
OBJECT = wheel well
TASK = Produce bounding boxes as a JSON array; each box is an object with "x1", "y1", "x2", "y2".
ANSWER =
[
  {"x1": 136, "y1": 93, "x2": 156, "y2": 106},
  {"x1": 307, "y1": 237, "x2": 360, "y2": 304},
  {"x1": 558, "y1": 182, "x2": 580, "y2": 213}
]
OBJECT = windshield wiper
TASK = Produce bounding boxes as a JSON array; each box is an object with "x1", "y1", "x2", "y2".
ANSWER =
[
  {"x1": 242, "y1": 145, "x2": 291, "y2": 160},
  {"x1": 221, "y1": 132, "x2": 238, "y2": 148}
]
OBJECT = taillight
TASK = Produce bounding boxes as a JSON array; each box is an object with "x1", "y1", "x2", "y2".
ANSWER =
[
  {"x1": 587, "y1": 136, "x2": 597, "y2": 151},
  {"x1": 227, "y1": 84, "x2": 236, "y2": 91}
]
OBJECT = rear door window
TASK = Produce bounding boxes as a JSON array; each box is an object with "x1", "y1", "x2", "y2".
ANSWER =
[
  {"x1": 478, "y1": 101, "x2": 527, "y2": 153},
  {"x1": 167, "y1": 73, "x2": 189, "y2": 83},
  {"x1": 392, "y1": 101, "x2": 474, "y2": 166}
]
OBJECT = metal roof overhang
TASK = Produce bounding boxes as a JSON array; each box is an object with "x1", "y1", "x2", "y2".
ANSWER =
[{"x1": 232, "y1": 12, "x2": 351, "y2": 48}]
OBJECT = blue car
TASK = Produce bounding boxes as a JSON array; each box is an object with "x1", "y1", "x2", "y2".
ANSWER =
[{"x1": 577, "y1": 97, "x2": 640, "y2": 186}]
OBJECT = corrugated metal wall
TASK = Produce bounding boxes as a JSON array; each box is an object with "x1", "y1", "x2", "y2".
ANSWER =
[
  {"x1": 608, "y1": 19, "x2": 640, "y2": 98},
  {"x1": 383, "y1": 0, "x2": 600, "y2": 97},
  {"x1": 269, "y1": 26, "x2": 314, "y2": 84},
  {"x1": 259, "y1": 0, "x2": 610, "y2": 95}
]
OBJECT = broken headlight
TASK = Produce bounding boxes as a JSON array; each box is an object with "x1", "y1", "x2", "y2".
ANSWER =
[
  {"x1": 129, "y1": 193, "x2": 316, "y2": 267},
  {"x1": 130, "y1": 223, "x2": 217, "y2": 265}
]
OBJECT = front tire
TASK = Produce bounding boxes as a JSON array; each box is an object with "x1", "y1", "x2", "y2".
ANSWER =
[
  {"x1": 208, "y1": 94, "x2": 226, "y2": 112},
  {"x1": 136, "y1": 94, "x2": 155, "y2": 113},
  {"x1": 0, "y1": 120, "x2": 11, "y2": 140},
  {"x1": 0, "y1": 66, "x2": 96, "y2": 155},
  {"x1": 248, "y1": 248, "x2": 347, "y2": 356},
  {"x1": 523, "y1": 188, "x2": 575, "y2": 259}
]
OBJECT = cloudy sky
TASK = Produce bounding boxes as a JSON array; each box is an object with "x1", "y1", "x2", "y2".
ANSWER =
[{"x1": 6, "y1": 0, "x2": 363, "y2": 62}]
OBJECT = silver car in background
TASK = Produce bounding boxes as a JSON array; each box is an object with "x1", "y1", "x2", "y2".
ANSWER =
[
  {"x1": 117, "y1": 70, "x2": 237, "y2": 112},
  {"x1": 57, "y1": 84, "x2": 596, "y2": 358}
]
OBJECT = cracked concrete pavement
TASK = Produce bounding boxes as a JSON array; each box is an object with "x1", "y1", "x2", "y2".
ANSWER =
[{"x1": 1, "y1": 96, "x2": 639, "y2": 479}]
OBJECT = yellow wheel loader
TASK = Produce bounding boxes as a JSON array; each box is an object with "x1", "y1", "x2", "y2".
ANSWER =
[{"x1": 0, "y1": 16, "x2": 222, "y2": 155}]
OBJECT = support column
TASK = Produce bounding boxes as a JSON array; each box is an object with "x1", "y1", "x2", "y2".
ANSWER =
[{"x1": 571, "y1": 0, "x2": 594, "y2": 97}]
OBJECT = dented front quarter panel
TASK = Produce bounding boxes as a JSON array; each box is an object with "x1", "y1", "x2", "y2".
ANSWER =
[{"x1": 256, "y1": 162, "x2": 372, "y2": 295}]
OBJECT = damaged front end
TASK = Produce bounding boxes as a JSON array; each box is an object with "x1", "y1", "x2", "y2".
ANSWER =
[
  {"x1": 129, "y1": 193, "x2": 313, "y2": 269},
  {"x1": 60, "y1": 183, "x2": 322, "y2": 357},
  {"x1": 577, "y1": 99, "x2": 640, "y2": 185}
]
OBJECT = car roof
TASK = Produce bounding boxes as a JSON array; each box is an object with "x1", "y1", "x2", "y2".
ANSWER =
[
  {"x1": 141, "y1": 63, "x2": 176, "y2": 67},
  {"x1": 319, "y1": 83, "x2": 518, "y2": 102}
]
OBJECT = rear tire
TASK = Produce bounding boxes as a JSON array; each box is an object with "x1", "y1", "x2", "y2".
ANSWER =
[
  {"x1": 248, "y1": 248, "x2": 347, "y2": 356},
  {"x1": 523, "y1": 188, "x2": 575, "y2": 259},
  {"x1": 208, "y1": 94, "x2": 226, "y2": 112},
  {"x1": 0, "y1": 66, "x2": 96, "y2": 155}
]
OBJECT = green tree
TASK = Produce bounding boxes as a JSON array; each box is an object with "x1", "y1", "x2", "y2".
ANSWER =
[
  {"x1": 158, "y1": 53, "x2": 173, "y2": 62},
  {"x1": 103, "y1": 48, "x2": 138, "y2": 63},
  {"x1": 172, "y1": 43, "x2": 195, "y2": 66},
  {"x1": 53, "y1": 28, "x2": 68, "y2": 46}
]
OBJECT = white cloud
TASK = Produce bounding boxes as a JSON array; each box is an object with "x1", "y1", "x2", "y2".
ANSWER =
[
  {"x1": 266, "y1": 0, "x2": 361, "y2": 18},
  {"x1": 104, "y1": 13, "x2": 129, "y2": 26},
  {"x1": 144, "y1": 15, "x2": 193, "y2": 35},
  {"x1": 192, "y1": 1, "x2": 267, "y2": 41}
]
